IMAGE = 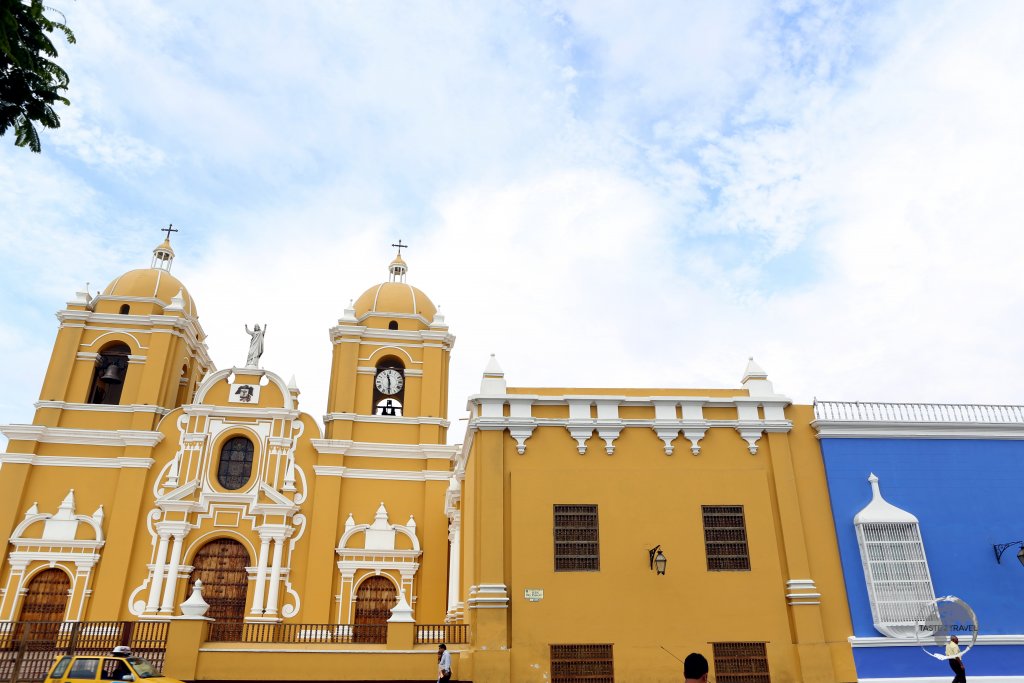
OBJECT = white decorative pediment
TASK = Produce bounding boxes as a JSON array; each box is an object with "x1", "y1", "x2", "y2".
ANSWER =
[
  {"x1": 338, "y1": 503, "x2": 420, "y2": 552},
  {"x1": 13, "y1": 490, "x2": 104, "y2": 544}
]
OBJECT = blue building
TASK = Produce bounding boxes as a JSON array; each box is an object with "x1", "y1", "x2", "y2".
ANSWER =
[{"x1": 814, "y1": 400, "x2": 1024, "y2": 682}]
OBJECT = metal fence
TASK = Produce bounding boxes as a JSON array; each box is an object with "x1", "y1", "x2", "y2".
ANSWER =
[
  {"x1": 207, "y1": 622, "x2": 387, "y2": 644},
  {"x1": 0, "y1": 621, "x2": 169, "y2": 683},
  {"x1": 814, "y1": 400, "x2": 1024, "y2": 424},
  {"x1": 414, "y1": 624, "x2": 469, "y2": 645}
]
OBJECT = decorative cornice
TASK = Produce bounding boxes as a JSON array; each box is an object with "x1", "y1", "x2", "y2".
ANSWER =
[
  {"x1": 814, "y1": 420, "x2": 1024, "y2": 440},
  {"x1": 0, "y1": 454, "x2": 155, "y2": 469},
  {"x1": 33, "y1": 401, "x2": 171, "y2": 416},
  {"x1": 310, "y1": 439, "x2": 458, "y2": 460},
  {"x1": 311, "y1": 465, "x2": 452, "y2": 481},
  {"x1": 0, "y1": 425, "x2": 164, "y2": 447},
  {"x1": 323, "y1": 413, "x2": 450, "y2": 428}
]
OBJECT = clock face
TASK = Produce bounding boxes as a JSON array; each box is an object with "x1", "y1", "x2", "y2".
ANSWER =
[{"x1": 375, "y1": 368, "x2": 404, "y2": 395}]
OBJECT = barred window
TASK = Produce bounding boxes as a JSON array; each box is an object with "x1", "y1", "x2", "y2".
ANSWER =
[
  {"x1": 703, "y1": 505, "x2": 751, "y2": 571},
  {"x1": 551, "y1": 644, "x2": 613, "y2": 683},
  {"x1": 712, "y1": 642, "x2": 770, "y2": 683},
  {"x1": 217, "y1": 436, "x2": 254, "y2": 490},
  {"x1": 554, "y1": 504, "x2": 600, "y2": 572}
]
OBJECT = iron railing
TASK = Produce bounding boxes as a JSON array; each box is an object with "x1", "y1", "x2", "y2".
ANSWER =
[
  {"x1": 414, "y1": 624, "x2": 469, "y2": 645},
  {"x1": 0, "y1": 621, "x2": 169, "y2": 683},
  {"x1": 814, "y1": 400, "x2": 1024, "y2": 424},
  {"x1": 207, "y1": 622, "x2": 387, "y2": 644}
]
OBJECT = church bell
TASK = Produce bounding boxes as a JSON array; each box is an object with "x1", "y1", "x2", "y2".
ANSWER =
[{"x1": 99, "y1": 362, "x2": 125, "y2": 384}]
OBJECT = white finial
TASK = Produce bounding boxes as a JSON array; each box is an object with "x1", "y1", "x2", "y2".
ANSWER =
[
  {"x1": 92, "y1": 505, "x2": 104, "y2": 525},
  {"x1": 481, "y1": 354, "x2": 507, "y2": 394},
  {"x1": 25, "y1": 502, "x2": 39, "y2": 518},
  {"x1": 287, "y1": 375, "x2": 300, "y2": 395},
  {"x1": 387, "y1": 589, "x2": 415, "y2": 623},
  {"x1": 854, "y1": 472, "x2": 918, "y2": 524},
  {"x1": 741, "y1": 357, "x2": 774, "y2": 396},
  {"x1": 341, "y1": 299, "x2": 357, "y2": 322},
  {"x1": 180, "y1": 579, "x2": 210, "y2": 617},
  {"x1": 406, "y1": 514, "x2": 416, "y2": 529},
  {"x1": 165, "y1": 288, "x2": 186, "y2": 313},
  {"x1": 345, "y1": 513, "x2": 355, "y2": 531},
  {"x1": 430, "y1": 306, "x2": 447, "y2": 328}
]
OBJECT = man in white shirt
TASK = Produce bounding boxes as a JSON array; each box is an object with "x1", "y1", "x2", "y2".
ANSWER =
[
  {"x1": 945, "y1": 635, "x2": 966, "y2": 683},
  {"x1": 437, "y1": 643, "x2": 452, "y2": 682}
]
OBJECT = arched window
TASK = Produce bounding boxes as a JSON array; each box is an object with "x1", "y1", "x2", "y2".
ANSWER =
[
  {"x1": 388, "y1": 320, "x2": 398, "y2": 330},
  {"x1": 119, "y1": 304, "x2": 130, "y2": 314},
  {"x1": 217, "y1": 437, "x2": 254, "y2": 490},
  {"x1": 87, "y1": 342, "x2": 130, "y2": 405}
]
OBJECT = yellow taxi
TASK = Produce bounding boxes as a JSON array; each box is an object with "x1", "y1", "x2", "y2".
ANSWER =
[{"x1": 44, "y1": 648, "x2": 184, "y2": 683}]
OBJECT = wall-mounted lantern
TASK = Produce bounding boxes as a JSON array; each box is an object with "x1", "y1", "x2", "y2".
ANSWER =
[
  {"x1": 648, "y1": 545, "x2": 667, "y2": 575},
  {"x1": 993, "y1": 540, "x2": 1024, "y2": 567}
]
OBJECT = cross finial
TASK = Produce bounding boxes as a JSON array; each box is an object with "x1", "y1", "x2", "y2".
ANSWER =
[
  {"x1": 161, "y1": 223, "x2": 178, "y2": 241},
  {"x1": 391, "y1": 239, "x2": 408, "y2": 256}
]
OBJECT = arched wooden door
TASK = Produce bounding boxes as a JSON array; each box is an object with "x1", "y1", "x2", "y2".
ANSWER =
[
  {"x1": 353, "y1": 576, "x2": 396, "y2": 642},
  {"x1": 187, "y1": 539, "x2": 250, "y2": 639},
  {"x1": 19, "y1": 568, "x2": 70, "y2": 623}
]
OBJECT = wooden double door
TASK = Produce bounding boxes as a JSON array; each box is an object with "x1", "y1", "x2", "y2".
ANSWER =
[{"x1": 187, "y1": 539, "x2": 250, "y2": 636}]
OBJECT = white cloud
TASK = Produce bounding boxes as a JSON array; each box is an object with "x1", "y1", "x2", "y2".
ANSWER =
[{"x1": 3, "y1": 1, "x2": 1024, "y2": 448}]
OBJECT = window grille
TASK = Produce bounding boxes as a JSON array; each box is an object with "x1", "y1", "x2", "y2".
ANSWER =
[
  {"x1": 217, "y1": 437, "x2": 255, "y2": 490},
  {"x1": 857, "y1": 521, "x2": 935, "y2": 637},
  {"x1": 712, "y1": 642, "x2": 770, "y2": 683},
  {"x1": 550, "y1": 644, "x2": 614, "y2": 683},
  {"x1": 702, "y1": 505, "x2": 751, "y2": 571},
  {"x1": 553, "y1": 505, "x2": 600, "y2": 572},
  {"x1": 854, "y1": 474, "x2": 936, "y2": 638}
]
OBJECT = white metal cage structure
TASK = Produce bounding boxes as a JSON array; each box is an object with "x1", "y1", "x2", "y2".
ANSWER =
[{"x1": 853, "y1": 474, "x2": 936, "y2": 638}]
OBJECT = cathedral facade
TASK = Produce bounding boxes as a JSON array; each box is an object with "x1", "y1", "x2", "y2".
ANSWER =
[{"x1": 0, "y1": 237, "x2": 862, "y2": 682}]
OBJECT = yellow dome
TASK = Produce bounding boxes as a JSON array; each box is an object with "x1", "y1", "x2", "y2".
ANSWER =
[
  {"x1": 353, "y1": 281, "x2": 436, "y2": 321},
  {"x1": 102, "y1": 268, "x2": 197, "y2": 317}
]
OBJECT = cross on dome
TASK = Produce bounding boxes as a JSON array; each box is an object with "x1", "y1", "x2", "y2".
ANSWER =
[
  {"x1": 389, "y1": 240, "x2": 409, "y2": 282},
  {"x1": 151, "y1": 224, "x2": 177, "y2": 271}
]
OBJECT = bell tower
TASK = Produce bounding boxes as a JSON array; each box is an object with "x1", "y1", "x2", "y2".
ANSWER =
[
  {"x1": 324, "y1": 246, "x2": 454, "y2": 445},
  {"x1": 32, "y1": 231, "x2": 213, "y2": 432},
  {"x1": 302, "y1": 245, "x2": 458, "y2": 624}
]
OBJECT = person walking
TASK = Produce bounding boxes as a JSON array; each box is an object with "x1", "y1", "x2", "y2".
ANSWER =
[
  {"x1": 437, "y1": 643, "x2": 452, "y2": 682},
  {"x1": 684, "y1": 652, "x2": 709, "y2": 683},
  {"x1": 946, "y1": 635, "x2": 966, "y2": 683}
]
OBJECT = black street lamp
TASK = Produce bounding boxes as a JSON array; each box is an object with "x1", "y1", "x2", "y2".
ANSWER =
[
  {"x1": 992, "y1": 540, "x2": 1024, "y2": 567},
  {"x1": 648, "y1": 545, "x2": 667, "y2": 575}
]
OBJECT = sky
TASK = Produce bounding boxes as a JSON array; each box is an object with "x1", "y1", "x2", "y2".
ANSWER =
[{"x1": 3, "y1": 0, "x2": 1024, "y2": 444}]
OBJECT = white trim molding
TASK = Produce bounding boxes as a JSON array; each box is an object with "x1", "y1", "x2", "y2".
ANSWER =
[
  {"x1": 312, "y1": 466, "x2": 453, "y2": 482},
  {"x1": 0, "y1": 454, "x2": 155, "y2": 469},
  {"x1": 850, "y1": 634, "x2": 1024, "y2": 647},
  {"x1": 814, "y1": 400, "x2": 1024, "y2": 439},
  {"x1": 0, "y1": 425, "x2": 164, "y2": 447},
  {"x1": 310, "y1": 439, "x2": 459, "y2": 460}
]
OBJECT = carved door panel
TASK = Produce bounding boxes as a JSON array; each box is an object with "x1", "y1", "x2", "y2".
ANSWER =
[
  {"x1": 19, "y1": 568, "x2": 70, "y2": 623},
  {"x1": 353, "y1": 576, "x2": 395, "y2": 642},
  {"x1": 187, "y1": 539, "x2": 250, "y2": 638}
]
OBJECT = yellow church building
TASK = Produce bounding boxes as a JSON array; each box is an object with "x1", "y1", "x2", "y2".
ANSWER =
[{"x1": 0, "y1": 236, "x2": 857, "y2": 682}]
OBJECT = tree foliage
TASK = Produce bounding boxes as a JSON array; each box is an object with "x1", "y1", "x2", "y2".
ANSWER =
[{"x1": 0, "y1": 0, "x2": 75, "y2": 153}]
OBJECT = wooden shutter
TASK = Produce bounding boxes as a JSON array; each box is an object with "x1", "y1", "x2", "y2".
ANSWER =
[
  {"x1": 703, "y1": 505, "x2": 751, "y2": 571},
  {"x1": 553, "y1": 504, "x2": 600, "y2": 572},
  {"x1": 550, "y1": 644, "x2": 614, "y2": 683},
  {"x1": 712, "y1": 642, "x2": 770, "y2": 683}
]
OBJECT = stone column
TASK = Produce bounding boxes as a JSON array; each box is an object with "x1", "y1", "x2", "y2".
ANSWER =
[
  {"x1": 446, "y1": 513, "x2": 461, "y2": 614},
  {"x1": 146, "y1": 532, "x2": 170, "y2": 613},
  {"x1": 264, "y1": 537, "x2": 285, "y2": 616},
  {"x1": 250, "y1": 535, "x2": 272, "y2": 616},
  {"x1": 160, "y1": 532, "x2": 184, "y2": 613}
]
